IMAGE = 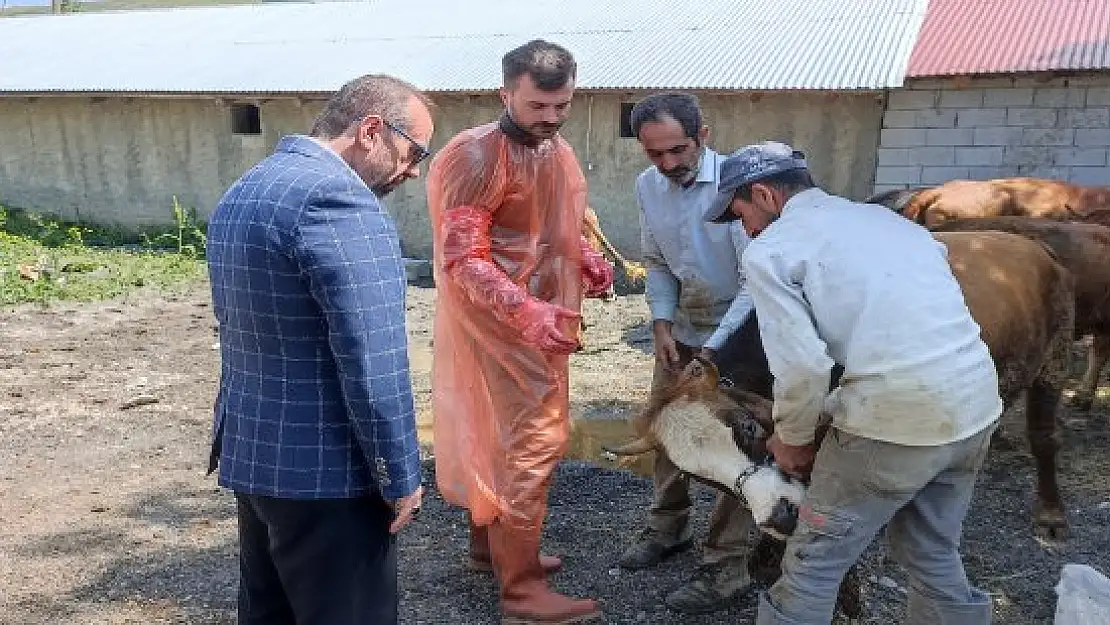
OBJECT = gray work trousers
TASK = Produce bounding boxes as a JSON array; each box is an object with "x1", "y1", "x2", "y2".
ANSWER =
[
  {"x1": 757, "y1": 422, "x2": 998, "y2": 625},
  {"x1": 646, "y1": 342, "x2": 756, "y2": 565}
]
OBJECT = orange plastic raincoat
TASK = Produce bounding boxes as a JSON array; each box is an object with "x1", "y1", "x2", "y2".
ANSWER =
[{"x1": 426, "y1": 120, "x2": 612, "y2": 531}]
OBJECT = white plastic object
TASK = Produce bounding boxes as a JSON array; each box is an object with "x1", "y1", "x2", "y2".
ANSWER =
[{"x1": 1055, "y1": 563, "x2": 1110, "y2": 625}]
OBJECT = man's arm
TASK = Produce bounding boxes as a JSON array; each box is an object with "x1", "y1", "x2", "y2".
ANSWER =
[
  {"x1": 703, "y1": 223, "x2": 756, "y2": 352},
  {"x1": 293, "y1": 183, "x2": 421, "y2": 500},
  {"x1": 428, "y1": 137, "x2": 580, "y2": 354},
  {"x1": 638, "y1": 182, "x2": 679, "y2": 323},
  {"x1": 741, "y1": 247, "x2": 836, "y2": 446}
]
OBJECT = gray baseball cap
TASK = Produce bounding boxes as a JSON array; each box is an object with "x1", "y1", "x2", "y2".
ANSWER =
[{"x1": 704, "y1": 141, "x2": 809, "y2": 224}]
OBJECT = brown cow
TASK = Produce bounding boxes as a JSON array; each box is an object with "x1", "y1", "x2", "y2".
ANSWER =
[
  {"x1": 606, "y1": 229, "x2": 1077, "y2": 538},
  {"x1": 868, "y1": 180, "x2": 1110, "y2": 410},
  {"x1": 931, "y1": 217, "x2": 1110, "y2": 411},
  {"x1": 869, "y1": 177, "x2": 1110, "y2": 228}
]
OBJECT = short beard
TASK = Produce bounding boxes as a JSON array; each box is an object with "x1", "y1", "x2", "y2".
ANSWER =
[{"x1": 506, "y1": 105, "x2": 563, "y2": 141}]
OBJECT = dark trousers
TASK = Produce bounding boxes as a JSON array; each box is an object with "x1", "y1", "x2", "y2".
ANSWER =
[{"x1": 236, "y1": 492, "x2": 399, "y2": 625}]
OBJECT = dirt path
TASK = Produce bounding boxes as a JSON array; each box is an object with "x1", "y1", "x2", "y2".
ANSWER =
[{"x1": 2, "y1": 282, "x2": 1109, "y2": 623}]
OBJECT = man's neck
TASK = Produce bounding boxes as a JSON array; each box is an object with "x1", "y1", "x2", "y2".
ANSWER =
[
  {"x1": 309, "y1": 134, "x2": 356, "y2": 169},
  {"x1": 499, "y1": 111, "x2": 542, "y2": 148},
  {"x1": 783, "y1": 185, "x2": 818, "y2": 204},
  {"x1": 779, "y1": 186, "x2": 822, "y2": 216}
]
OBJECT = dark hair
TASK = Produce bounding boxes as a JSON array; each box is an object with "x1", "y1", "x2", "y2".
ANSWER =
[
  {"x1": 310, "y1": 74, "x2": 433, "y2": 138},
  {"x1": 502, "y1": 39, "x2": 577, "y2": 91},
  {"x1": 735, "y1": 168, "x2": 816, "y2": 202},
  {"x1": 629, "y1": 92, "x2": 703, "y2": 139}
]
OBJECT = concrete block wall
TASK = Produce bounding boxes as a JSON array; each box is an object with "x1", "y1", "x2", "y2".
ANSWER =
[{"x1": 873, "y1": 74, "x2": 1110, "y2": 195}]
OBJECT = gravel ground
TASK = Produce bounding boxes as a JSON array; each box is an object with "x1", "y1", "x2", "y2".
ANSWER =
[{"x1": 2, "y1": 282, "x2": 1110, "y2": 624}]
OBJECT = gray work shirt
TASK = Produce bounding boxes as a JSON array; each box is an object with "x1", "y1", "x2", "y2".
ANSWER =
[
  {"x1": 742, "y1": 187, "x2": 1003, "y2": 447},
  {"x1": 637, "y1": 146, "x2": 754, "y2": 350}
]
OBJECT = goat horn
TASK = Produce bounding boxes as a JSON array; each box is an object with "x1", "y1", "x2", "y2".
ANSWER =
[{"x1": 601, "y1": 435, "x2": 658, "y2": 456}]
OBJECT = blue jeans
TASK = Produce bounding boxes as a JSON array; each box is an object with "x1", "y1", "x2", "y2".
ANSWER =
[{"x1": 757, "y1": 423, "x2": 997, "y2": 625}]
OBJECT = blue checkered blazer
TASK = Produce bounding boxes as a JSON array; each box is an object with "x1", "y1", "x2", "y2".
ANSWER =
[{"x1": 205, "y1": 134, "x2": 422, "y2": 501}]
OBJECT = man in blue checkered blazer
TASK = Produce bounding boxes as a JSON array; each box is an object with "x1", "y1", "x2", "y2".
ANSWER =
[{"x1": 205, "y1": 74, "x2": 434, "y2": 625}]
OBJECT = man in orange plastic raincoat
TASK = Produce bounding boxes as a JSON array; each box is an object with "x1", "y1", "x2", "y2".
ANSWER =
[{"x1": 425, "y1": 39, "x2": 614, "y2": 624}]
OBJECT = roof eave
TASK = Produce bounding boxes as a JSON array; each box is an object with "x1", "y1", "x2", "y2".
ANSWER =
[
  {"x1": 0, "y1": 86, "x2": 893, "y2": 99},
  {"x1": 906, "y1": 67, "x2": 1110, "y2": 80}
]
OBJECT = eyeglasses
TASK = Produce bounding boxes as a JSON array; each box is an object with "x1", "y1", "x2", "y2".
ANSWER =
[{"x1": 383, "y1": 120, "x2": 431, "y2": 166}]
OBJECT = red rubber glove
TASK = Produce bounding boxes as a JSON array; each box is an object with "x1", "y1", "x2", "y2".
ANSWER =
[
  {"x1": 442, "y1": 205, "x2": 583, "y2": 355},
  {"x1": 580, "y1": 236, "x2": 615, "y2": 298}
]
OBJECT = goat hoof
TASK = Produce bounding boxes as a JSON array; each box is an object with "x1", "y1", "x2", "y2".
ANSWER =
[{"x1": 1034, "y1": 504, "x2": 1070, "y2": 541}]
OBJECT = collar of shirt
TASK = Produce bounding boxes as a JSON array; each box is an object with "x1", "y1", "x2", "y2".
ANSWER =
[
  {"x1": 288, "y1": 134, "x2": 373, "y2": 195},
  {"x1": 753, "y1": 187, "x2": 832, "y2": 243},
  {"x1": 780, "y1": 186, "x2": 831, "y2": 216},
  {"x1": 645, "y1": 146, "x2": 720, "y2": 191},
  {"x1": 691, "y1": 146, "x2": 719, "y2": 186}
]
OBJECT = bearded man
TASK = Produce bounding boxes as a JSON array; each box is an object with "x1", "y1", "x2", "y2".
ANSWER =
[{"x1": 424, "y1": 39, "x2": 613, "y2": 624}]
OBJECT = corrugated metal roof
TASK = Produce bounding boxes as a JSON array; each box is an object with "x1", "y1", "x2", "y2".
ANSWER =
[
  {"x1": 0, "y1": 0, "x2": 928, "y2": 94},
  {"x1": 908, "y1": 0, "x2": 1110, "y2": 77}
]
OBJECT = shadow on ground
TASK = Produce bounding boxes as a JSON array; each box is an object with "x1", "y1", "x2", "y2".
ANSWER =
[
  {"x1": 9, "y1": 486, "x2": 239, "y2": 625},
  {"x1": 11, "y1": 419, "x2": 1110, "y2": 625},
  {"x1": 620, "y1": 321, "x2": 653, "y2": 356}
]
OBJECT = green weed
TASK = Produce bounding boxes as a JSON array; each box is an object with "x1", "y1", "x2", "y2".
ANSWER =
[{"x1": 0, "y1": 202, "x2": 208, "y2": 308}]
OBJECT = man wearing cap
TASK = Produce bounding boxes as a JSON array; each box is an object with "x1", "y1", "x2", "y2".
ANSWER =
[
  {"x1": 617, "y1": 91, "x2": 758, "y2": 615},
  {"x1": 706, "y1": 141, "x2": 1001, "y2": 624}
]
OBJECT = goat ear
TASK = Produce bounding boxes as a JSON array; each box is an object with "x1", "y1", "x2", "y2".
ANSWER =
[
  {"x1": 682, "y1": 358, "x2": 706, "y2": 379},
  {"x1": 683, "y1": 354, "x2": 721, "y2": 387}
]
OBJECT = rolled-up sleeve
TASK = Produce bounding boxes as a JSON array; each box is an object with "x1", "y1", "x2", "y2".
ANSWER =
[
  {"x1": 292, "y1": 183, "x2": 422, "y2": 500},
  {"x1": 742, "y1": 245, "x2": 836, "y2": 446}
]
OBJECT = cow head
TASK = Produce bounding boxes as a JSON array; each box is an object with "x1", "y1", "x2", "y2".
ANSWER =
[{"x1": 603, "y1": 355, "x2": 806, "y2": 539}]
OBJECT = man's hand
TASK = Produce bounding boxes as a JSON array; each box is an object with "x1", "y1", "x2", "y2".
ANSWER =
[
  {"x1": 767, "y1": 433, "x2": 817, "y2": 481},
  {"x1": 582, "y1": 253, "x2": 615, "y2": 298},
  {"x1": 521, "y1": 302, "x2": 582, "y2": 355},
  {"x1": 652, "y1": 320, "x2": 681, "y2": 372},
  {"x1": 388, "y1": 485, "x2": 424, "y2": 534}
]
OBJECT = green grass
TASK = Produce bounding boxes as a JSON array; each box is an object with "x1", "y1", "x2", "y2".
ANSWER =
[{"x1": 0, "y1": 201, "x2": 208, "y2": 307}]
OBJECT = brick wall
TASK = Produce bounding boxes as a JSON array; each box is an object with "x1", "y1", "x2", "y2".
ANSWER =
[{"x1": 873, "y1": 74, "x2": 1110, "y2": 194}]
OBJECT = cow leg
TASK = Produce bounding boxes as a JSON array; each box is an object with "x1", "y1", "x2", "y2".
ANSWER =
[
  {"x1": 747, "y1": 535, "x2": 785, "y2": 586},
  {"x1": 1073, "y1": 332, "x2": 1110, "y2": 411},
  {"x1": 1026, "y1": 274, "x2": 1073, "y2": 541},
  {"x1": 1026, "y1": 379, "x2": 1068, "y2": 540},
  {"x1": 836, "y1": 563, "x2": 863, "y2": 620}
]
